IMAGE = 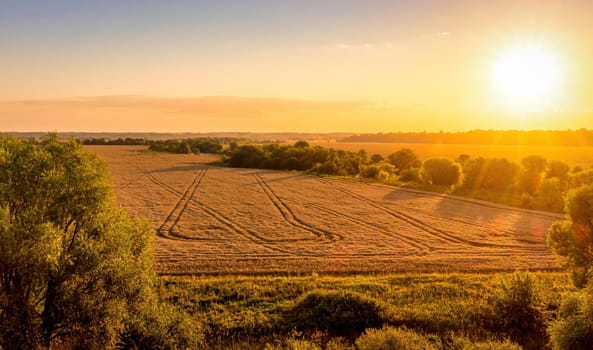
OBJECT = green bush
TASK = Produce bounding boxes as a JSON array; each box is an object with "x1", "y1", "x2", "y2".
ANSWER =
[
  {"x1": 492, "y1": 273, "x2": 548, "y2": 350},
  {"x1": 360, "y1": 163, "x2": 395, "y2": 179},
  {"x1": 370, "y1": 154, "x2": 384, "y2": 163},
  {"x1": 121, "y1": 301, "x2": 201, "y2": 349},
  {"x1": 355, "y1": 326, "x2": 438, "y2": 350},
  {"x1": 419, "y1": 158, "x2": 461, "y2": 186},
  {"x1": 549, "y1": 276, "x2": 593, "y2": 349},
  {"x1": 360, "y1": 164, "x2": 381, "y2": 179},
  {"x1": 399, "y1": 167, "x2": 420, "y2": 183},
  {"x1": 286, "y1": 290, "x2": 386, "y2": 337},
  {"x1": 387, "y1": 148, "x2": 421, "y2": 172}
]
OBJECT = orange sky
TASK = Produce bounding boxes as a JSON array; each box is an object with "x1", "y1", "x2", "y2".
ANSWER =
[{"x1": 1, "y1": 1, "x2": 592, "y2": 132}]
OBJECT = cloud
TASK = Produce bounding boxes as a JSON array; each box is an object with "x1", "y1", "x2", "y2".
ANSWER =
[
  {"x1": 1, "y1": 95, "x2": 428, "y2": 132},
  {"x1": 7, "y1": 95, "x2": 373, "y2": 117}
]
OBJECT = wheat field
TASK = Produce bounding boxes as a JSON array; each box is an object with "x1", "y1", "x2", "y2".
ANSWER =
[{"x1": 89, "y1": 146, "x2": 564, "y2": 274}]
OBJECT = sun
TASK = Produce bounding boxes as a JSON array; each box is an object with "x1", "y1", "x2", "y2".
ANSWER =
[{"x1": 490, "y1": 43, "x2": 565, "y2": 111}]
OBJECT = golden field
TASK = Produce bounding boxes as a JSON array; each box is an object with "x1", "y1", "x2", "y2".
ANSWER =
[
  {"x1": 89, "y1": 145, "x2": 564, "y2": 275},
  {"x1": 310, "y1": 141, "x2": 593, "y2": 168}
]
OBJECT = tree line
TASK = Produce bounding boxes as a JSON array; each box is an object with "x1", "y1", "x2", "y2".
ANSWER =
[
  {"x1": 81, "y1": 137, "x2": 233, "y2": 154},
  {"x1": 226, "y1": 141, "x2": 592, "y2": 213},
  {"x1": 226, "y1": 141, "x2": 364, "y2": 176},
  {"x1": 341, "y1": 129, "x2": 593, "y2": 147}
]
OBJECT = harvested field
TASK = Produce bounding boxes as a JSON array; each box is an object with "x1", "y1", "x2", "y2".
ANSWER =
[{"x1": 89, "y1": 146, "x2": 564, "y2": 274}]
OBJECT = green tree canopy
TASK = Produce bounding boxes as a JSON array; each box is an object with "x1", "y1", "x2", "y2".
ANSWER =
[
  {"x1": 387, "y1": 148, "x2": 421, "y2": 172},
  {"x1": 547, "y1": 185, "x2": 593, "y2": 287},
  {"x1": 0, "y1": 135, "x2": 197, "y2": 349},
  {"x1": 419, "y1": 158, "x2": 461, "y2": 187}
]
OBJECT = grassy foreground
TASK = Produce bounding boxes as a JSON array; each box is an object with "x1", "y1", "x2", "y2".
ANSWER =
[{"x1": 161, "y1": 272, "x2": 573, "y2": 349}]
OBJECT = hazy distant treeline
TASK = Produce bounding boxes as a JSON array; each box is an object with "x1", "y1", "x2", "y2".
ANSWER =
[
  {"x1": 81, "y1": 137, "x2": 238, "y2": 154},
  {"x1": 81, "y1": 137, "x2": 149, "y2": 145},
  {"x1": 147, "y1": 138, "x2": 227, "y2": 154},
  {"x1": 341, "y1": 129, "x2": 593, "y2": 146}
]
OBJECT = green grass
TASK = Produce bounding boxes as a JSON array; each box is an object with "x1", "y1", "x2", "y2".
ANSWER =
[{"x1": 160, "y1": 272, "x2": 574, "y2": 348}]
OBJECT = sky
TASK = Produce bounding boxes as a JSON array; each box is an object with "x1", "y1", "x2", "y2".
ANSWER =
[{"x1": 1, "y1": 0, "x2": 593, "y2": 132}]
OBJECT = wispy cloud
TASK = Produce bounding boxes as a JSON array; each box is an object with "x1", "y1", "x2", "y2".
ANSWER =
[
  {"x1": 0, "y1": 95, "x2": 430, "y2": 133},
  {"x1": 10, "y1": 95, "x2": 372, "y2": 116}
]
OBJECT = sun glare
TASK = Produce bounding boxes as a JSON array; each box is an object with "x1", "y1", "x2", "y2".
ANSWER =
[{"x1": 490, "y1": 43, "x2": 565, "y2": 111}]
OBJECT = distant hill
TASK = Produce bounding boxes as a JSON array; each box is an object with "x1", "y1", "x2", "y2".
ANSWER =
[{"x1": 340, "y1": 129, "x2": 593, "y2": 147}]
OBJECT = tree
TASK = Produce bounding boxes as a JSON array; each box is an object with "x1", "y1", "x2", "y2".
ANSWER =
[
  {"x1": 547, "y1": 185, "x2": 593, "y2": 287},
  {"x1": 387, "y1": 148, "x2": 421, "y2": 173},
  {"x1": 356, "y1": 149, "x2": 368, "y2": 163},
  {"x1": 456, "y1": 154, "x2": 471, "y2": 166},
  {"x1": 0, "y1": 135, "x2": 197, "y2": 349},
  {"x1": 370, "y1": 153, "x2": 384, "y2": 163},
  {"x1": 294, "y1": 140, "x2": 309, "y2": 148},
  {"x1": 229, "y1": 145, "x2": 266, "y2": 168},
  {"x1": 419, "y1": 158, "x2": 461, "y2": 187},
  {"x1": 460, "y1": 157, "x2": 519, "y2": 191},
  {"x1": 547, "y1": 160, "x2": 570, "y2": 184},
  {"x1": 534, "y1": 178, "x2": 565, "y2": 212},
  {"x1": 519, "y1": 155, "x2": 548, "y2": 195}
]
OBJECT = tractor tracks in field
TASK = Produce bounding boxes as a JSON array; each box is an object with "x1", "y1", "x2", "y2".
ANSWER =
[
  {"x1": 315, "y1": 177, "x2": 531, "y2": 250},
  {"x1": 306, "y1": 202, "x2": 430, "y2": 255},
  {"x1": 253, "y1": 172, "x2": 343, "y2": 242},
  {"x1": 155, "y1": 168, "x2": 207, "y2": 240},
  {"x1": 114, "y1": 175, "x2": 143, "y2": 190},
  {"x1": 144, "y1": 168, "x2": 300, "y2": 256}
]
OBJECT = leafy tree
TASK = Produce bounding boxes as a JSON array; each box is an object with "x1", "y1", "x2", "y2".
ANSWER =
[
  {"x1": 546, "y1": 160, "x2": 570, "y2": 184},
  {"x1": 534, "y1": 178, "x2": 565, "y2": 212},
  {"x1": 547, "y1": 185, "x2": 593, "y2": 287},
  {"x1": 0, "y1": 135, "x2": 197, "y2": 349},
  {"x1": 570, "y1": 169, "x2": 593, "y2": 189},
  {"x1": 519, "y1": 155, "x2": 548, "y2": 195},
  {"x1": 356, "y1": 149, "x2": 368, "y2": 163},
  {"x1": 229, "y1": 145, "x2": 266, "y2": 168},
  {"x1": 419, "y1": 158, "x2": 461, "y2": 187},
  {"x1": 387, "y1": 148, "x2": 421, "y2": 173},
  {"x1": 294, "y1": 140, "x2": 310, "y2": 148},
  {"x1": 460, "y1": 157, "x2": 519, "y2": 191},
  {"x1": 456, "y1": 154, "x2": 471, "y2": 166},
  {"x1": 370, "y1": 153, "x2": 384, "y2": 163}
]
